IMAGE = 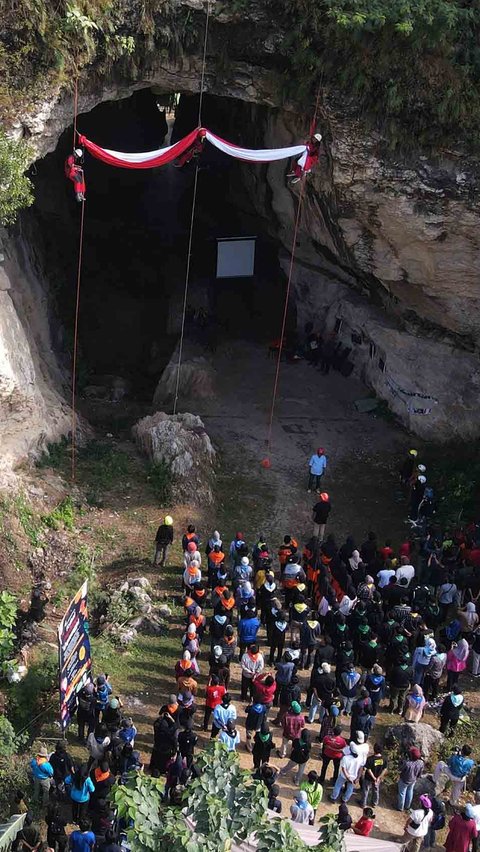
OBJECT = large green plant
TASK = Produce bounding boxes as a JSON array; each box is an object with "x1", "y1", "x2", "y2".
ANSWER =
[
  {"x1": 0, "y1": 591, "x2": 17, "y2": 665},
  {"x1": 110, "y1": 742, "x2": 345, "y2": 852},
  {"x1": 0, "y1": 132, "x2": 33, "y2": 225}
]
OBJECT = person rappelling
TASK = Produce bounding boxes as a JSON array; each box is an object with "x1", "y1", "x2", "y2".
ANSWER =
[
  {"x1": 174, "y1": 128, "x2": 207, "y2": 168},
  {"x1": 289, "y1": 132, "x2": 322, "y2": 184},
  {"x1": 65, "y1": 147, "x2": 86, "y2": 202}
]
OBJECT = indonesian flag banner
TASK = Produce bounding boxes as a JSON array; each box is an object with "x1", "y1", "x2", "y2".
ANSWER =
[{"x1": 78, "y1": 127, "x2": 308, "y2": 170}]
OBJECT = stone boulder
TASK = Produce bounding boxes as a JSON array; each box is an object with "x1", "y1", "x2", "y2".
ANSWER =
[
  {"x1": 132, "y1": 411, "x2": 216, "y2": 504},
  {"x1": 152, "y1": 342, "x2": 215, "y2": 409},
  {"x1": 386, "y1": 722, "x2": 443, "y2": 759}
]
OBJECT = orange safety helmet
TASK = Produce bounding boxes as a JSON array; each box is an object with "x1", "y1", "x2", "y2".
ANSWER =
[{"x1": 319, "y1": 492, "x2": 329, "y2": 502}]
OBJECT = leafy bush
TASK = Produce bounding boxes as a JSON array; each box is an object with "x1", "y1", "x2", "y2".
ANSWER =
[
  {"x1": 0, "y1": 591, "x2": 18, "y2": 666},
  {"x1": 7, "y1": 650, "x2": 58, "y2": 735},
  {"x1": 111, "y1": 742, "x2": 346, "y2": 852},
  {"x1": 42, "y1": 495, "x2": 76, "y2": 531},
  {"x1": 13, "y1": 495, "x2": 42, "y2": 547},
  {"x1": 0, "y1": 754, "x2": 29, "y2": 821},
  {"x1": 147, "y1": 461, "x2": 173, "y2": 504},
  {"x1": 0, "y1": 131, "x2": 33, "y2": 225}
]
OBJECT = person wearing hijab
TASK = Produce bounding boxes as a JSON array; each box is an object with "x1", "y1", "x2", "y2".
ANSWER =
[
  {"x1": 339, "y1": 594, "x2": 356, "y2": 616},
  {"x1": 348, "y1": 550, "x2": 362, "y2": 574},
  {"x1": 446, "y1": 638, "x2": 469, "y2": 690},
  {"x1": 403, "y1": 685, "x2": 426, "y2": 723},
  {"x1": 439, "y1": 686, "x2": 464, "y2": 735},
  {"x1": 290, "y1": 790, "x2": 314, "y2": 824},
  {"x1": 336, "y1": 802, "x2": 352, "y2": 831},
  {"x1": 458, "y1": 601, "x2": 479, "y2": 636},
  {"x1": 412, "y1": 637, "x2": 436, "y2": 686}
]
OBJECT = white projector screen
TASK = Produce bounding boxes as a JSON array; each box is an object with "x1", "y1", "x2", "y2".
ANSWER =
[{"x1": 216, "y1": 237, "x2": 256, "y2": 278}]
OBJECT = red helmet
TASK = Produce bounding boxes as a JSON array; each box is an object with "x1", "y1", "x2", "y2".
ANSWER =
[
  {"x1": 187, "y1": 542, "x2": 197, "y2": 552},
  {"x1": 317, "y1": 447, "x2": 325, "y2": 455},
  {"x1": 320, "y1": 492, "x2": 329, "y2": 502}
]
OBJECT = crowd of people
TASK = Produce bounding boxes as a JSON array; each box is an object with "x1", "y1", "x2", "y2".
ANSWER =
[{"x1": 17, "y1": 446, "x2": 480, "y2": 852}]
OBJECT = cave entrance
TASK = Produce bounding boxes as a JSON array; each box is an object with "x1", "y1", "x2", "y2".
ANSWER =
[{"x1": 29, "y1": 89, "x2": 292, "y2": 403}]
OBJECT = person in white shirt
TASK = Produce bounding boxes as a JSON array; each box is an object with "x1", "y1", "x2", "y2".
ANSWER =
[
  {"x1": 377, "y1": 567, "x2": 396, "y2": 589},
  {"x1": 396, "y1": 557, "x2": 415, "y2": 586},
  {"x1": 331, "y1": 742, "x2": 363, "y2": 803},
  {"x1": 469, "y1": 792, "x2": 480, "y2": 831},
  {"x1": 353, "y1": 730, "x2": 370, "y2": 767},
  {"x1": 218, "y1": 720, "x2": 240, "y2": 752},
  {"x1": 403, "y1": 795, "x2": 433, "y2": 851},
  {"x1": 290, "y1": 790, "x2": 314, "y2": 824}
]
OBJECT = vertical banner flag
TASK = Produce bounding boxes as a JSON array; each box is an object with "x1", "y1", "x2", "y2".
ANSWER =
[{"x1": 58, "y1": 580, "x2": 92, "y2": 730}]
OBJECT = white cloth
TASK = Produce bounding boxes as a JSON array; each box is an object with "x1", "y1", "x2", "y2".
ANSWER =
[
  {"x1": 470, "y1": 804, "x2": 480, "y2": 831},
  {"x1": 290, "y1": 803, "x2": 314, "y2": 824},
  {"x1": 395, "y1": 564, "x2": 415, "y2": 585},
  {"x1": 218, "y1": 729, "x2": 240, "y2": 751},
  {"x1": 377, "y1": 568, "x2": 396, "y2": 588},
  {"x1": 204, "y1": 130, "x2": 307, "y2": 163},
  {"x1": 356, "y1": 742, "x2": 370, "y2": 767},
  {"x1": 406, "y1": 809, "x2": 433, "y2": 838},
  {"x1": 340, "y1": 752, "x2": 363, "y2": 781},
  {"x1": 439, "y1": 582, "x2": 458, "y2": 604}
]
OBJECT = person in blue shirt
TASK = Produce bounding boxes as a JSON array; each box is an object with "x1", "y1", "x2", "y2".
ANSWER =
[
  {"x1": 308, "y1": 448, "x2": 327, "y2": 493},
  {"x1": 69, "y1": 818, "x2": 95, "y2": 852},
  {"x1": 238, "y1": 610, "x2": 261, "y2": 657},
  {"x1": 30, "y1": 746, "x2": 54, "y2": 807},
  {"x1": 433, "y1": 745, "x2": 475, "y2": 806},
  {"x1": 65, "y1": 764, "x2": 95, "y2": 823},
  {"x1": 211, "y1": 693, "x2": 237, "y2": 738}
]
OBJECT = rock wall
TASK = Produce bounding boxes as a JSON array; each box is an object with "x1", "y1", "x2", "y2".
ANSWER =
[
  {"x1": 0, "y1": 224, "x2": 70, "y2": 474},
  {"x1": 231, "y1": 106, "x2": 480, "y2": 439},
  {"x1": 1, "y1": 2, "x2": 480, "y2": 463}
]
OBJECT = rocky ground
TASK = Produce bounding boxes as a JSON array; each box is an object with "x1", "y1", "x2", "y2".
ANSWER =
[{"x1": 3, "y1": 341, "x2": 475, "y2": 847}]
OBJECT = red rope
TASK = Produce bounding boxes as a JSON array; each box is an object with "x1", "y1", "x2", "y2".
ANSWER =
[
  {"x1": 263, "y1": 85, "x2": 322, "y2": 466},
  {"x1": 71, "y1": 198, "x2": 85, "y2": 482},
  {"x1": 71, "y1": 75, "x2": 83, "y2": 482},
  {"x1": 264, "y1": 178, "x2": 306, "y2": 460}
]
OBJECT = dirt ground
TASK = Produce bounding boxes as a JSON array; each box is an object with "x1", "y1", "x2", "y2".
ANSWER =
[{"x1": 28, "y1": 340, "x2": 454, "y2": 847}]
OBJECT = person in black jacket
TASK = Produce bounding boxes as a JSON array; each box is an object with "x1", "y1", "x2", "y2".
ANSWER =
[
  {"x1": 388, "y1": 658, "x2": 413, "y2": 713},
  {"x1": 312, "y1": 494, "x2": 331, "y2": 541},
  {"x1": 154, "y1": 515, "x2": 174, "y2": 567},
  {"x1": 269, "y1": 610, "x2": 289, "y2": 665},
  {"x1": 439, "y1": 686, "x2": 464, "y2": 735},
  {"x1": 49, "y1": 741, "x2": 74, "y2": 798},
  {"x1": 150, "y1": 709, "x2": 178, "y2": 777},
  {"x1": 252, "y1": 721, "x2": 275, "y2": 769},
  {"x1": 77, "y1": 683, "x2": 96, "y2": 743},
  {"x1": 300, "y1": 611, "x2": 322, "y2": 669},
  {"x1": 178, "y1": 718, "x2": 198, "y2": 768}
]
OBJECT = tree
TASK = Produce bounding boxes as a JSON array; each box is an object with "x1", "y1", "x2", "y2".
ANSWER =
[
  {"x1": 0, "y1": 133, "x2": 33, "y2": 226},
  {"x1": 111, "y1": 742, "x2": 345, "y2": 852}
]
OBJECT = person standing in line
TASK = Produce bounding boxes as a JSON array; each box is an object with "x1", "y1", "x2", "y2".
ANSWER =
[
  {"x1": 153, "y1": 515, "x2": 174, "y2": 567},
  {"x1": 30, "y1": 746, "x2": 54, "y2": 807},
  {"x1": 312, "y1": 492, "x2": 331, "y2": 541},
  {"x1": 444, "y1": 805, "x2": 478, "y2": 852},
  {"x1": 307, "y1": 448, "x2": 327, "y2": 493},
  {"x1": 397, "y1": 747, "x2": 424, "y2": 811}
]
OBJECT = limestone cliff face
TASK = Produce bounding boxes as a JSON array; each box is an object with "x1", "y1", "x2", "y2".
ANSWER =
[{"x1": 1, "y1": 0, "x2": 480, "y2": 465}]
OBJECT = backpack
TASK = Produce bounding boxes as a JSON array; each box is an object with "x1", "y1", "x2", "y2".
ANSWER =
[{"x1": 445, "y1": 620, "x2": 461, "y2": 641}]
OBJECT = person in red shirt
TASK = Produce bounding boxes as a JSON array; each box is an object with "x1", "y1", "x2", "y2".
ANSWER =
[
  {"x1": 278, "y1": 701, "x2": 305, "y2": 757},
  {"x1": 354, "y1": 807, "x2": 375, "y2": 836},
  {"x1": 399, "y1": 540, "x2": 413, "y2": 559},
  {"x1": 319, "y1": 725, "x2": 347, "y2": 785},
  {"x1": 203, "y1": 674, "x2": 225, "y2": 732},
  {"x1": 379, "y1": 540, "x2": 394, "y2": 562},
  {"x1": 445, "y1": 807, "x2": 478, "y2": 852},
  {"x1": 252, "y1": 673, "x2": 277, "y2": 708}
]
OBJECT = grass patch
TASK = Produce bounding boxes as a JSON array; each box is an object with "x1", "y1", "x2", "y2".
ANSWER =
[
  {"x1": 147, "y1": 460, "x2": 174, "y2": 504},
  {"x1": 6, "y1": 648, "x2": 58, "y2": 736}
]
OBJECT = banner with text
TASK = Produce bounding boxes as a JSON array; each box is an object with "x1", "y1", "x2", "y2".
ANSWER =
[{"x1": 58, "y1": 580, "x2": 92, "y2": 730}]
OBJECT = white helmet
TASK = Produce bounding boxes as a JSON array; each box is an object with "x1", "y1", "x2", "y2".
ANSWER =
[
  {"x1": 418, "y1": 475, "x2": 427, "y2": 484},
  {"x1": 74, "y1": 147, "x2": 83, "y2": 158},
  {"x1": 418, "y1": 464, "x2": 426, "y2": 473},
  {"x1": 241, "y1": 556, "x2": 249, "y2": 566},
  {"x1": 313, "y1": 133, "x2": 322, "y2": 142}
]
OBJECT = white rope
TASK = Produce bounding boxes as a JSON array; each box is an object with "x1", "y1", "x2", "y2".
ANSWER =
[{"x1": 172, "y1": 0, "x2": 211, "y2": 415}]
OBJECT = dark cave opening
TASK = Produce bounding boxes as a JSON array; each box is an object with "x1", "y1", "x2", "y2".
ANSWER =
[{"x1": 28, "y1": 89, "x2": 295, "y2": 402}]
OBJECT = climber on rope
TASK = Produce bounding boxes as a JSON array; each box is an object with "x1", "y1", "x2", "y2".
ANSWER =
[
  {"x1": 289, "y1": 132, "x2": 322, "y2": 184},
  {"x1": 65, "y1": 147, "x2": 86, "y2": 202},
  {"x1": 173, "y1": 129, "x2": 207, "y2": 168}
]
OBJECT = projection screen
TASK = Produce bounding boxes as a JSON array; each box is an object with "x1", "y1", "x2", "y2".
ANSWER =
[{"x1": 216, "y1": 237, "x2": 256, "y2": 278}]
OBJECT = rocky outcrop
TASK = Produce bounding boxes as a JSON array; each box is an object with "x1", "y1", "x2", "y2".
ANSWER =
[
  {"x1": 0, "y1": 226, "x2": 70, "y2": 474},
  {"x1": 132, "y1": 411, "x2": 215, "y2": 504},
  {"x1": 153, "y1": 343, "x2": 215, "y2": 410},
  {"x1": 386, "y1": 722, "x2": 443, "y2": 759}
]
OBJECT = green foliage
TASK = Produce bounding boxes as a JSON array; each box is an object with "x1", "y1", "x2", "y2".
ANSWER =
[
  {"x1": 0, "y1": 714, "x2": 20, "y2": 759},
  {"x1": 111, "y1": 743, "x2": 344, "y2": 852},
  {"x1": 0, "y1": 754, "x2": 29, "y2": 821},
  {"x1": 7, "y1": 650, "x2": 58, "y2": 735},
  {"x1": 0, "y1": 131, "x2": 33, "y2": 225},
  {"x1": 13, "y1": 494, "x2": 42, "y2": 547},
  {"x1": 110, "y1": 772, "x2": 165, "y2": 850},
  {"x1": 317, "y1": 814, "x2": 346, "y2": 852},
  {"x1": 424, "y1": 440, "x2": 480, "y2": 527},
  {"x1": 147, "y1": 461, "x2": 173, "y2": 504},
  {"x1": 42, "y1": 495, "x2": 76, "y2": 531},
  {"x1": 0, "y1": 591, "x2": 18, "y2": 666}
]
